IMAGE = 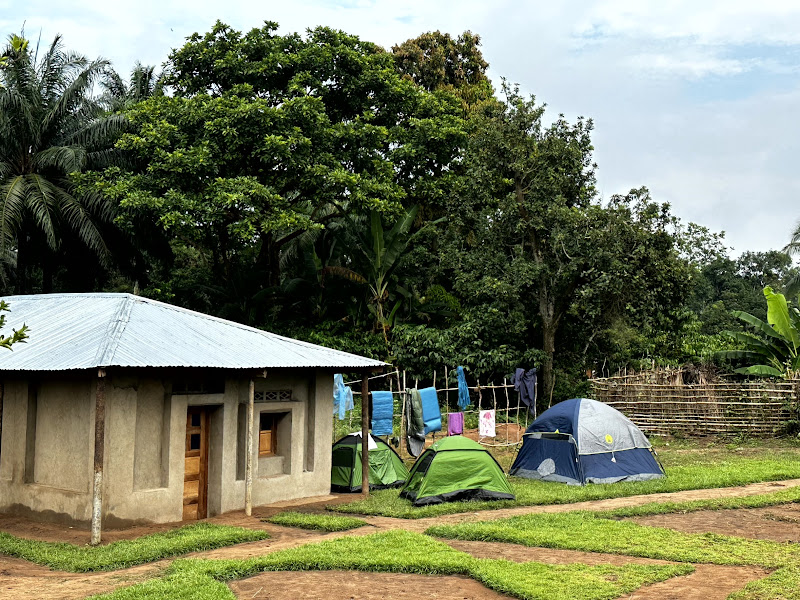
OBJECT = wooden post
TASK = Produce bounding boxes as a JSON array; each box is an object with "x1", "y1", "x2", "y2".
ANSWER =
[
  {"x1": 245, "y1": 377, "x2": 255, "y2": 516},
  {"x1": 0, "y1": 380, "x2": 4, "y2": 457},
  {"x1": 444, "y1": 366, "x2": 449, "y2": 408},
  {"x1": 397, "y1": 370, "x2": 406, "y2": 458},
  {"x1": 90, "y1": 368, "x2": 106, "y2": 546},
  {"x1": 360, "y1": 373, "x2": 370, "y2": 497}
]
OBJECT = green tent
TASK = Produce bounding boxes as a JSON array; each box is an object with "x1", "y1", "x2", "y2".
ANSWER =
[
  {"x1": 400, "y1": 436, "x2": 515, "y2": 506},
  {"x1": 331, "y1": 433, "x2": 410, "y2": 493}
]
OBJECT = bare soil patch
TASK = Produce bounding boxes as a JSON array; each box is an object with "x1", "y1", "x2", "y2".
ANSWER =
[
  {"x1": 462, "y1": 423, "x2": 525, "y2": 445},
  {"x1": 0, "y1": 554, "x2": 161, "y2": 600},
  {"x1": 629, "y1": 504, "x2": 800, "y2": 542},
  {"x1": 229, "y1": 570, "x2": 513, "y2": 600},
  {"x1": 444, "y1": 540, "x2": 674, "y2": 566},
  {"x1": 628, "y1": 565, "x2": 769, "y2": 600}
]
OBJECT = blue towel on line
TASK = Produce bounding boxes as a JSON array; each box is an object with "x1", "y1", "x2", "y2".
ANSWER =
[
  {"x1": 333, "y1": 374, "x2": 354, "y2": 421},
  {"x1": 419, "y1": 386, "x2": 442, "y2": 434},
  {"x1": 457, "y1": 366, "x2": 470, "y2": 410},
  {"x1": 371, "y1": 391, "x2": 394, "y2": 436}
]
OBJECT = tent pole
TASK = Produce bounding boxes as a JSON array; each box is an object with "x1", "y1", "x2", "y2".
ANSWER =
[
  {"x1": 360, "y1": 373, "x2": 370, "y2": 496},
  {"x1": 90, "y1": 368, "x2": 106, "y2": 546},
  {"x1": 245, "y1": 377, "x2": 255, "y2": 516}
]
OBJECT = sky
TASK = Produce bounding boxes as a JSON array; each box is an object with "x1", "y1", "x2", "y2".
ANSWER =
[{"x1": 4, "y1": 1, "x2": 800, "y2": 255}]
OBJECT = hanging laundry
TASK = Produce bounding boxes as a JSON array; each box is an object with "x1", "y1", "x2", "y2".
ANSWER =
[
  {"x1": 447, "y1": 412, "x2": 464, "y2": 436},
  {"x1": 406, "y1": 389, "x2": 426, "y2": 457},
  {"x1": 479, "y1": 409, "x2": 496, "y2": 438},
  {"x1": 513, "y1": 367, "x2": 537, "y2": 416},
  {"x1": 456, "y1": 366, "x2": 470, "y2": 410},
  {"x1": 333, "y1": 373, "x2": 354, "y2": 421},
  {"x1": 370, "y1": 390, "x2": 394, "y2": 436},
  {"x1": 419, "y1": 386, "x2": 442, "y2": 434}
]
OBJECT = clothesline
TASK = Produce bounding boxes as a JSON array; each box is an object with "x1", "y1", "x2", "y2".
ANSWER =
[
  {"x1": 350, "y1": 383, "x2": 516, "y2": 395},
  {"x1": 335, "y1": 367, "x2": 537, "y2": 454},
  {"x1": 342, "y1": 370, "x2": 400, "y2": 386}
]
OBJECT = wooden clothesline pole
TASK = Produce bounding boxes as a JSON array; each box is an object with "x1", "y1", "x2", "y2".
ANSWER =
[{"x1": 360, "y1": 372, "x2": 370, "y2": 497}]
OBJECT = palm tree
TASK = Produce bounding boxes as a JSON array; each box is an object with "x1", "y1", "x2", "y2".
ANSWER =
[
  {"x1": 100, "y1": 62, "x2": 163, "y2": 111},
  {"x1": 784, "y1": 223, "x2": 800, "y2": 297},
  {"x1": 0, "y1": 33, "x2": 126, "y2": 292}
]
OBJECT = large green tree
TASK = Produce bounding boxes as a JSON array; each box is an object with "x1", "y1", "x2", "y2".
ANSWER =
[
  {"x1": 392, "y1": 30, "x2": 493, "y2": 112},
  {"x1": 0, "y1": 34, "x2": 125, "y2": 292},
  {"x1": 92, "y1": 22, "x2": 465, "y2": 322},
  {"x1": 442, "y1": 86, "x2": 691, "y2": 406}
]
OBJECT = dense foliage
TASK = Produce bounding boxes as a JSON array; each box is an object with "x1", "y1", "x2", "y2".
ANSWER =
[{"x1": 1, "y1": 23, "x2": 795, "y2": 405}]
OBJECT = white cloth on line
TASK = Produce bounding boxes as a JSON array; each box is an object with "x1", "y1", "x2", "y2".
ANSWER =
[{"x1": 479, "y1": 409, "x2": 496, "y2": 438}]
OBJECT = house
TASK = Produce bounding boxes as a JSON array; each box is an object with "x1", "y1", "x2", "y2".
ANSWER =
[{"x1": 0, "y1": 293, "x2": 384, "y2": 542}]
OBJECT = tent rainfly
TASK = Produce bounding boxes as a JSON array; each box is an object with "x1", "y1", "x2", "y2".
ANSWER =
[
  {"x1": 331, "y1": 433, "x2": 409, "y2": 492},
  {"x1": 509, "y1": 397, "x2": 664, "y2": 485},
  {"x1": 400, "y1": 435, "x2": 514, "y2": 506}
]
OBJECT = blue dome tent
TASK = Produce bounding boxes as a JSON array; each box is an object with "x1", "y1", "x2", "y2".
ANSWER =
[{"x1": 510, "y1": 398, "x2": 664, "y2": 485}]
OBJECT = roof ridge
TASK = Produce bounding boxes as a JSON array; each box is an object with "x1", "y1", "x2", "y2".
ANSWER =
[{"x1": 94, "y1": 296, "x2": 135, "y2": 366}]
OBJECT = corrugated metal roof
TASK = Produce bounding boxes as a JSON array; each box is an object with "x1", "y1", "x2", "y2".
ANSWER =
[{"x1": 0, "y1": 293, "x2": 387, "y2": 371}]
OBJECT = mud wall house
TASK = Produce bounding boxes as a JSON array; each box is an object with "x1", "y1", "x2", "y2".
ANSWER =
[{"x1": 0, "y1": 293, "x2": 383, "y2": 539}]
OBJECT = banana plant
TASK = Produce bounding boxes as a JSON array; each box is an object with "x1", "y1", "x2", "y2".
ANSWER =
[
  {"x1": 322, "y1": 205, "x2": 420, "y2": 344},
  {"x1": 716, "y1": 286, "x2": 800, "y2": 377}
]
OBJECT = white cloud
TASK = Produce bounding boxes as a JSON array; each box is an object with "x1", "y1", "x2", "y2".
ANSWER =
[
  {"x1": 626, "y1": 52, "x2": 750, "y2": 79},
  {"x1": 575, "y1": 0, "x2": 800, "y2": 45}
]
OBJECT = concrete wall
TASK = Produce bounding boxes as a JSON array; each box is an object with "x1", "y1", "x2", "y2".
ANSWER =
[
  {"x1": 0, "y1": 376, "x2": 94, "y2": 524},
  {"x1": 0, "y1": 368, "x2": 336, "y2": 526}
]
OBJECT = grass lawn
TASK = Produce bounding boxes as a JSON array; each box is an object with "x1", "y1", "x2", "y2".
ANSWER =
[
  {"x1": 426, "y1": 512, "x2": 800, "y2": 568},
  {"x1": 266, "y1": 511, "x2": 368, "y2": 532},
  {"x1": 331, "y1": 439, "x2": 800, "y2": 518},
  {"x1": 90, "y1": 530, "x2": 692, "y2": 600},
  {"x1": 0, "y1": 522, "x2": 268, "y2": 572},
  {"x1": 729, "y1": 566, "x2": 800, "y2": 600},
  {"x1": 427, "y1": 509, "x2": 800, "y2": 599}
]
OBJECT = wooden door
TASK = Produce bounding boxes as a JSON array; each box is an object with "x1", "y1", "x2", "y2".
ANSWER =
[{"x1": 184, "y1": 407, "x2": 210, "y2": 520}]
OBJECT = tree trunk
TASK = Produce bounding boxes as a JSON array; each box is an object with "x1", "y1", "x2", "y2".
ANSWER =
[{"x1": 541, "y1": 318, "x2": 557, "y2": 412}]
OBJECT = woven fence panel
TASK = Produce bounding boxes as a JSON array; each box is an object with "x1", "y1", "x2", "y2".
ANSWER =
[{"x1": 590, "y1": 375, "x2": 799, "y2": 436}]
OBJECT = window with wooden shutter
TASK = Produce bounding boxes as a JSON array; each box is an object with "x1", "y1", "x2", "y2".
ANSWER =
[{"x1": 259, "y1": 412, "x2": 277, "y2": 456}]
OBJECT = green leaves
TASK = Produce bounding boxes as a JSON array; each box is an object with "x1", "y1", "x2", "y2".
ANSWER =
[
  {"x1": 765, "y1": 285, "x2": 799, "y2": 352},
  {"x1": 0, "y1": 300, "x2": 28, "y2": 350},
  {"x1": 718, "y1": 286, "x2": 800, "y2": 377}
]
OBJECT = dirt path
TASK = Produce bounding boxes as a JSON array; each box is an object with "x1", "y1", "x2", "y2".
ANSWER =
[
  {"x1": 0, "y1": 556, "x2": 163, "y2": 600},
  {"x1": 627, "y1": 565, "x2": 769, "y2": 600},
  {"x1": 1, "y1": 478, "x2": 799, "y2": 599},
  {"x1": 229, "y1": 571, "x2": 513, "y2": 600},
  {"x1": 630, "y1": 503, "x2": 800, "y2": 543}
]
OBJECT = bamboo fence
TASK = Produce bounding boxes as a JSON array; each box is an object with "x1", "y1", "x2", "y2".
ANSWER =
[{"x1": 590, "y1": 369, "x2": 799, "y2": 436}]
